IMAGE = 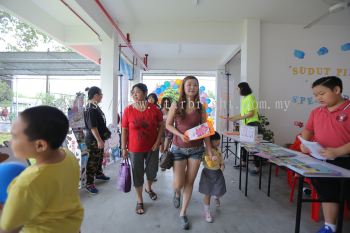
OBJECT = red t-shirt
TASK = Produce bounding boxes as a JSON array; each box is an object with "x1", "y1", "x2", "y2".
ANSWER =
[
  {"x1": 305, "y1": 100, "x2": 350, "y2": 149},
  {"x1": 122, "y1": 103, "x2": 163, "y2": 152}
]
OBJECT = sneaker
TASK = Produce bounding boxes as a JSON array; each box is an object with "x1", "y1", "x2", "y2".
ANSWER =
[
  {"x1": 205, "y1": 211, "x2": 213, "y2": 223},
  {"x1": 317, "y1": 225, "x2": 335, "y2": 233},
  {"x1": 95, "y1": 174, "x2": 110, "y2": 181},
  {"x1": 86, "y1": 184, "x2": 99, "y2": 194},
  {"x1": 303, "y1": 187, "x2": 312, "y2": 196},
  {"x1": 173, "y1": 192, "x2": 180, "y2": 208},
  {"x1": 180, "y1": 215, "x2": 190, "y2": 230}
]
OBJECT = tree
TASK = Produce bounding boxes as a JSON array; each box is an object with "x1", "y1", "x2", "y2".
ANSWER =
[
  {"x1": 0, "y1": 10, "x2": 69, "y2": 51},
  {"x1": 37, "y1": 93, "x2": 74, "y2": 113},
  {"x1": 0, "y1": 80, "x2": 13, "y2": 107}
]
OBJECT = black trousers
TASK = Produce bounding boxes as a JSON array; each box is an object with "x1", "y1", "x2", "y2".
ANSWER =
[{"x1": 241, "y1": 121, "x2": 261, "y2": 168}]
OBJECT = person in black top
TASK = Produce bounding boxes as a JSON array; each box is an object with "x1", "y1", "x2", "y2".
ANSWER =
[{"x1": 84, "y1": 86, "x2": 111, "y2": 194}]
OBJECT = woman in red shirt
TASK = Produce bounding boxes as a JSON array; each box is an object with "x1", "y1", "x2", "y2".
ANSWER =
[{"x1": 121, "y1": 83, "x2": 164, "y2": 215}]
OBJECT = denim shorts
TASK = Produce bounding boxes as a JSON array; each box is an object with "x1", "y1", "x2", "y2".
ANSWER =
[{"x1": 170, "y1": 145, "x2": 205, "y2": 161}]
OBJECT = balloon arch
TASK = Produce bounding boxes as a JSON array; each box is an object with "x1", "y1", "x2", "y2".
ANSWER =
[{"x1": 153, "y1": 79, "x2": 215, "y2": 123}]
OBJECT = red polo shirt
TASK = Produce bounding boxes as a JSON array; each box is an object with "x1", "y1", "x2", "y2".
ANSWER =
[
  {"x1": 122, "y1": 103, "x2": 163, "y2": 152},
  {"x1": 305, "y1": 99, "x2": 350, "y2": 148}
]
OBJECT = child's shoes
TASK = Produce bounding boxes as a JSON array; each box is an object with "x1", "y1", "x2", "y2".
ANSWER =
[{"x1": 204, "y1": 210, "x2": 213, "y2": 223}]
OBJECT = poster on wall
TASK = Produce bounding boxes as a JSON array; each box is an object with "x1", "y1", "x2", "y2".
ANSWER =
[{"x1": 289, "y1": 42, "x2": 350, "y2": 106}]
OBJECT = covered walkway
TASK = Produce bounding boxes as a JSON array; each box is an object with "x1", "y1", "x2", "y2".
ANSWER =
[{"x1": 80, "y1": 158, "x2": 349, "y2": 233}]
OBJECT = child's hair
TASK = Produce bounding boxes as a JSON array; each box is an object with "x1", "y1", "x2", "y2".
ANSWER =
[
  {"x1": 20, "y1": 106, "x2": 69, "y2": 150},
  {"x1": 161, "y1": 96, "x2": 172, "y2": 109},
  {"x1": 85, "y1": 86, "x2": 102, "y2": 100},
  {"x1": 238, "y1": 82, "x2": 252, "y2": 96},
  {"x1": 312, "y1": 76, "x2": 343, "y2": 93},
  {"x1": 210, "y1": 131, "x2": 221, "y2": 141},
  {"x1": 147, "y1": 93, "x2": 158, "y2": 104}
]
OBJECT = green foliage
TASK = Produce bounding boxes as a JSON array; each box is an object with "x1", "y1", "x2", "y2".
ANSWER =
[
  {"x1": 0, "y1": 133, "x2": 11, "y2": 145},
  {"x1": 259, "y1": 115, "x2": 274, "y2": 142},
  {"x1": 0, "y1": 80, "x2": 13, "y2": 107},
  {"x1": 0, "y1": 10, "x2": 69, "y2": 51},
  {"x1": 37, "y1": 93, "x2": 74, "y2": 113},
  {"x1": 162, "y1": 88, "x2": 180, "y2": 102}
]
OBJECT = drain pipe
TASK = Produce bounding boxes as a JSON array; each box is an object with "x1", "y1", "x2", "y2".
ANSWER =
[
  {"x1": 95, "y1": 0, "x2": 148, "y2": 70},
  {"x1": 60, "y1": 0, "x2": 102, "y2": 41}
]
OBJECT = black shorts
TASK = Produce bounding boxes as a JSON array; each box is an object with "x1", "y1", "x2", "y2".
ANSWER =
[{"x1": 311, "y1": 157, "x2": 350, "y2": 203}]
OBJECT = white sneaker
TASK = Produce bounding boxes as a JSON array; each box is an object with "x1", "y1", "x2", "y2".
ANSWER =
[{"x1": 205, "y1": 211, "x2": 213, "y2": 223}]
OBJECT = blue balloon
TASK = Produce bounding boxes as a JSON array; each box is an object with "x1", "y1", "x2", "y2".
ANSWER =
[
  {"x1": 173, "y1": 84, "x2": 178, "y2": 89},
  {"x1": 160, "y1": 85, "x2": 166, "y2": 92},
  {"x1": 206, "y1": 107, "x2": 212, "y2": 113},
  {"x1": 0, "y1": 162, "x2": 26, "y2": 204},
  {"x1": 200, "y1": 86, "x2": 206, "y2": 92},
  {"x1": 155, "y1": 88, "x2": 162, "y2": 95},
  {"x1": 164, "y1": 81, "x2": 170, "y2": 87},
  {"x1": 206, "y1": 98, "x2": 211, "y2": 104}
]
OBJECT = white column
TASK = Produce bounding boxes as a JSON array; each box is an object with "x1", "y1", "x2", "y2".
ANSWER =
[
  {"x1": 241, "y1": 19, "x2": 261, "y2": 100},
  {"x1": 215, "y1": 69, "x2": 226, "y2": 133},
  {"x1": 100, "y1": 34, "x2": 119, "y2": 124}
]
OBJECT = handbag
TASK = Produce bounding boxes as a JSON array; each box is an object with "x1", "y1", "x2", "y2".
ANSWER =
[
  {"x1": 117, "y1": 159, "x2": 131, "y2": 193},
  {"x1": 159, "y1": 150, "x2": 174, "y2": 170}
]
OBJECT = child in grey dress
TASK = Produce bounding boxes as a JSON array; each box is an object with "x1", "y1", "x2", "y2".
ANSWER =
[{"x1": 199, "y1": 132, "x2": 226, "y2": 223}]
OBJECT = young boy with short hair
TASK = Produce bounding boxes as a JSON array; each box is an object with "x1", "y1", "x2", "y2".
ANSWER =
[
  {"x1": 0, "y1": 106, "x2": 83, "y2": 233},
  {"x1": 300, "y1": 76, "x2": 350, "y2": 233}
]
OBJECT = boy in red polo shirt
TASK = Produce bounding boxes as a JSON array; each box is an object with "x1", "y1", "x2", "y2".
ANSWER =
[{"x1": 300, "y1": 76, "x2": 350, "y2": 233}]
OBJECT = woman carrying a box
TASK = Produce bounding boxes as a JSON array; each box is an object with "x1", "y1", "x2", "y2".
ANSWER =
[{"x1": 166, "y1": 76, "x2": 214, "y2": 230}]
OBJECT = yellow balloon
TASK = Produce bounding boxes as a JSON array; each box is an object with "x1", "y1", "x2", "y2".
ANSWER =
[{"x1": 175, "y1": 79, "x2": 182, "y2": 85}]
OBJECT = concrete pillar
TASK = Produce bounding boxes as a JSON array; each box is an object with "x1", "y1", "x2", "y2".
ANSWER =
[
  {"x1": 241, "y1": 19, "x2": 261, "y2": 100},
  {"x1": 100, "y1": 34, "x2": 119, "y2": 124},
  {"x1": 215, "y1": 69, "x2": 226, "y2": 133}
]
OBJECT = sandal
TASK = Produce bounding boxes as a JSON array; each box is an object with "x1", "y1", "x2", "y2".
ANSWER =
[
  {"x1": 173, "y1": 192, "x2": 180, "y2": 208},
  {"x1": 135, "y1": 202, "x2": 144, "y2": 214},
  {"x1": 145, "y1": 189, "x2": 158, "y2": 201}
]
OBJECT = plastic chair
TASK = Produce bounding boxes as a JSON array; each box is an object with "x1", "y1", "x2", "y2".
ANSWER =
[
  {"x1": 287, "y1": 134, "x2": 321, "y2": 222},
  {"x1": 289, "y1": 173, "x2": 321, "y2": 221}
]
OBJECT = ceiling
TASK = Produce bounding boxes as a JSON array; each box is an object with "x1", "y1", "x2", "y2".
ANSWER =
[
  {"x1": 1, "y1": 0, "x2": 349, "y2": 70},
  {"x1": 100, "y1": 0, "x2": 350, "y2": 25}
]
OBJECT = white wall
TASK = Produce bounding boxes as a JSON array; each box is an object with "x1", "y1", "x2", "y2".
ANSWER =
[{"x1": 260, "y1": 23, "x2": 350, "y2": 145}]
